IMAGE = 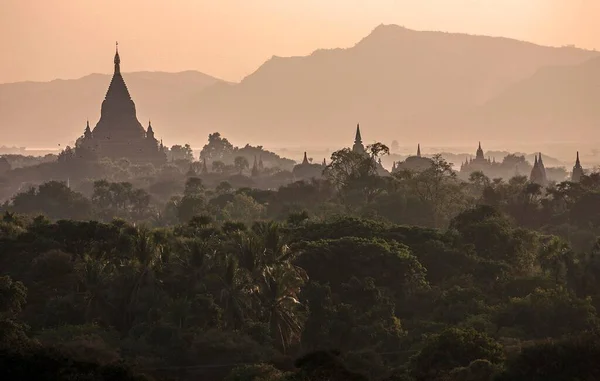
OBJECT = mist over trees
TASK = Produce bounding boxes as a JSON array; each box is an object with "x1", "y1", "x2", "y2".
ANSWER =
[
  {"x1": 2, "y1": 136, "x2": 600, "y2": 380},
  {"x1": 2, "y1": 15, "x2": 600, "y2": 380}
]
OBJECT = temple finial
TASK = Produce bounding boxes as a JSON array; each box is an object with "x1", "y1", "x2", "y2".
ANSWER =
[
  {"x1": 576, "y1": 151, "x2": 580, "y2": 165},
  {"x1": 114, "y1": 41, "x2": 121, "y2": 74},
  {"x1": 355, "y1": 123, "x2": 362, "y2": 143},
  {"x1": 302, "y1": 151, "x2": 309, "y2": 165},
  {"x1": 417, "y1": 144, "x2": 421, "y2": 157}
]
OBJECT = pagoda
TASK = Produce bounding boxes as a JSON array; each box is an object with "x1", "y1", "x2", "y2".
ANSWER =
[
  {"x1": 76, "y1": 43, "x2": 166, "y2": 165},
  {"x1": 571, "y1": 152, "x2": 584, "y2": 182},
  {"x1": 529, "y1": 153, "x2": 548, "y2": 186}
]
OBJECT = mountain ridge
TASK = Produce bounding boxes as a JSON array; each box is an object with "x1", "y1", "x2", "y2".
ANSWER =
[{"x1": 1, "y1": 24, "x2": 598, "y2": 149}]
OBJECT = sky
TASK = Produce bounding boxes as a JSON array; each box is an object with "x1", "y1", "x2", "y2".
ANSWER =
[{"x1": 1, "y1": 0, "x2": 599, "y2": 83}]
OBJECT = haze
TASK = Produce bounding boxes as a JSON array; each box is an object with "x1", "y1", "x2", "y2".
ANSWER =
[{"x1": 2, "y1": 0, "x2": 599, "y2": 83}]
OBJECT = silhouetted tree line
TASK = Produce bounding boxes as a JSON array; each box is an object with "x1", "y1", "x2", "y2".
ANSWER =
[{"x1": 1, "y1": 141, "x2": 600, "y2": 379}]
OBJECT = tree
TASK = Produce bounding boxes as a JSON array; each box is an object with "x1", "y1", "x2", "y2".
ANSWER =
[
  {"x1": 212, "y1": 160, "x2": 226, "y2": 174},
  {"x1": 325, "y1": 143, "x2": 389, "y2": 206},
  {"x1": 296, "y1": 237, "x2": 427, "y2": 300},
  {"x1": 10, "y1": 181, "x2": 92, "y2": 220},
  {"x1": 0, "y1": 347, "x2": 151, "y2": 381},
  {"x1": 260, "y1": 264, "x2": 305, "y2": 354},
  {"x1": 0, "y1": 276, "x2": 27, "y2": 318},
  {"x1": 449, "y1": 205, "x2": 539, "y2": 274},
  {"x1": 91, "y1": 181, "x2": 153, "y2": 222},
  {"x1": 398, "y1": 154, "x2": 470, "y2": 228},
  {"x1": 497, "y1": 334, "x2": 600, "y2": 381},
  {"x1": 226, "y1": 363, "x2": 285, "y2": 381},
  {"x1": 169, "y1": 144, "x2": 194, "y2": 162},
  {"x1": 216, "y1": 181, "x2": 233, "y2": 194},
  {"x1": 174, "y1": 177, "x2": 207, "y2": 222},
  {"x1": 200, "y1": 132, "x2": 234, "y2": 161},
  {"x1": 410, "y1": 328, "x2": 504, "y2": 381},
  {"x1": 292, "y1": 350, "x2": 369, "y2": 381},
  {"x1": 222, "y1": 194, "x2": 265, "y2": 222},
  {"x1": 493, "y1": 288, "x2": 598, "y2": 339},
  {"x1": 234, "y1": 156, "x2": 250, "y2": 174}
]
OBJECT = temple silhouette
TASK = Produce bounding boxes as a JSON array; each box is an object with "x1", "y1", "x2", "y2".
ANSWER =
[
  {"x1": 530, "y1": 153, "x2": 548, "y2": 186},
  {"x1": 392, "y1": 143, "x2": 433, "y2": 173},
  {"x1": 572, "y1": 152, "x2": 584, "y2": 182},
  {"x1": 76, "y1": 43, "x2": 166, "y2": 165},
  {"x1": 64, "y1": 45, "x2": 588, "y2": 185},
  {"x1": 459, "y1": 142, "x2": 499, "y2": 174}
]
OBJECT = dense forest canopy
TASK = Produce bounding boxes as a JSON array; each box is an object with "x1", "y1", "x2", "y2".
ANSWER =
[{"x1": 1, "y1": 141, "x2": 600, "y2": 380}]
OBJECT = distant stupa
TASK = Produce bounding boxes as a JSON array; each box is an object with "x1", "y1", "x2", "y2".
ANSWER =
[{"x1": 76, "y1": 42, "x2": 166, "y2": 164}]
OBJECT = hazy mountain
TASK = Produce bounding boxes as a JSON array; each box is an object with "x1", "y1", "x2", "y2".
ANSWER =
[
  {"x1": 167, "y1": 24, "x2": 598, "y2": 148},
  {"x1": 1, "y1": 24, "x2": 597, "y2": 150},
  {"x1": 0, "y1": 71, "x2": 225, "y2": 147},
  {"x1": 463, "y1": 56, "x2": 600, "y2": 143}
]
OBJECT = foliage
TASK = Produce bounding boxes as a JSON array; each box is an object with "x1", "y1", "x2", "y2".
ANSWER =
[
  {"x1": 4, "y1": 138, "x2": 600, "y2": 380},
  {"x1": 409, "y1": 328, "x2": 504, "y2": 381}
]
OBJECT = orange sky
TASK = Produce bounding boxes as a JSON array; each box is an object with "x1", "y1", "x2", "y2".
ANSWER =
[{"x1": 1, "y1": 0, "x2": 598, "y2": 83}]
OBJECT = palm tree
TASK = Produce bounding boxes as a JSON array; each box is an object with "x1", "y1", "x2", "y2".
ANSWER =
[
  {"x1": 259, "y1": 264, "x2": 306, "y2": 354},
  {"x1": 75, "y1": 255, "x2": 115, "y2": 323},
  {"x1": 120, "y1": 227, "x2": 164, "y2": 331},
  {"x1": 218, "y1": 256, "x2": 252, "y2": 330},
  {"x1": 167, "y1": 296, "x2": 192, "y2": 329},
  {"x1": 174, "y1": 237, "x2": 215, "y2": 294}
]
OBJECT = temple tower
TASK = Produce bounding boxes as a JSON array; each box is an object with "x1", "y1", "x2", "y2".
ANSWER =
[
  {"x1": 572, "y1": 151, "x2": 584, "y2": 182},
  {"x1": 352, "y1": 124, "x2": 366, "y2": 154},
  {"x1": 302, "y1": 152, "x2": 309, "y2": 165},
  {"x1": 475, "y1": 142, "x2": 484, "y2": 161},
  {"x1": 80, "y1": 43, "x2": 165, "y2": 164},
  {"x1": 530, "y1": 153, "x2": 548, "y2": 186}
]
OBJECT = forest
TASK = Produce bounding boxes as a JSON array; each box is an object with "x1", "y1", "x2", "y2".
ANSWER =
[{"x1": 2, "y1": 140, "x2": 600, "y2": 380}]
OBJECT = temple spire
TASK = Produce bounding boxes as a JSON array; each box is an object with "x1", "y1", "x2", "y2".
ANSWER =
[
  {"x1": 146, "y1": 120, "x2": 154, "y2": 139},
  {"x1": 476, "y1": 141, "x2": 484, "y2": 160},
  {"x1": 302, "y1": 151, "x2": 309, "y2": 165},
  {"x1": 572, "y1": 151, "x2": 584, "y2": 182},
  {"x1": 84, "y1": 119, "x2": 92, "y2": 138},
  {"x1": 114, "y1": 41, "x2": 120, "y2": 74},
  {"x1": 417, "y1": 144, "x2": 421, "y2": 157},
  {"x1": 531, "y1": 152, "x2": 547, "y2": 186},
  {"x1": 355, "y1": 124, "x2": 362, "y2": 144},
  {"x1": 352, "y1": 123, "x2": 366, "y2": 154}
]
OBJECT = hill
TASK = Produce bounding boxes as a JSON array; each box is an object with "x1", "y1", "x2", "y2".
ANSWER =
[
  {"x1": 1, "y1": 24, "x2": 597, "y2": 150},
  {"x1": 0, "y1": 71, "x2": 225, "y2": 147},
  {"x1": 163, "y1": 24, "x2": 599, "y2": 148},
  {"x1": 463, "y1": 56, "x2": 600, "y2": 143}
]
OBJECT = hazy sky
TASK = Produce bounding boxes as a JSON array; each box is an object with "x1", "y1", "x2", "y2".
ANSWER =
[{"x1": 2, "y1": 0, "x2": 599, "y2": 83}]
